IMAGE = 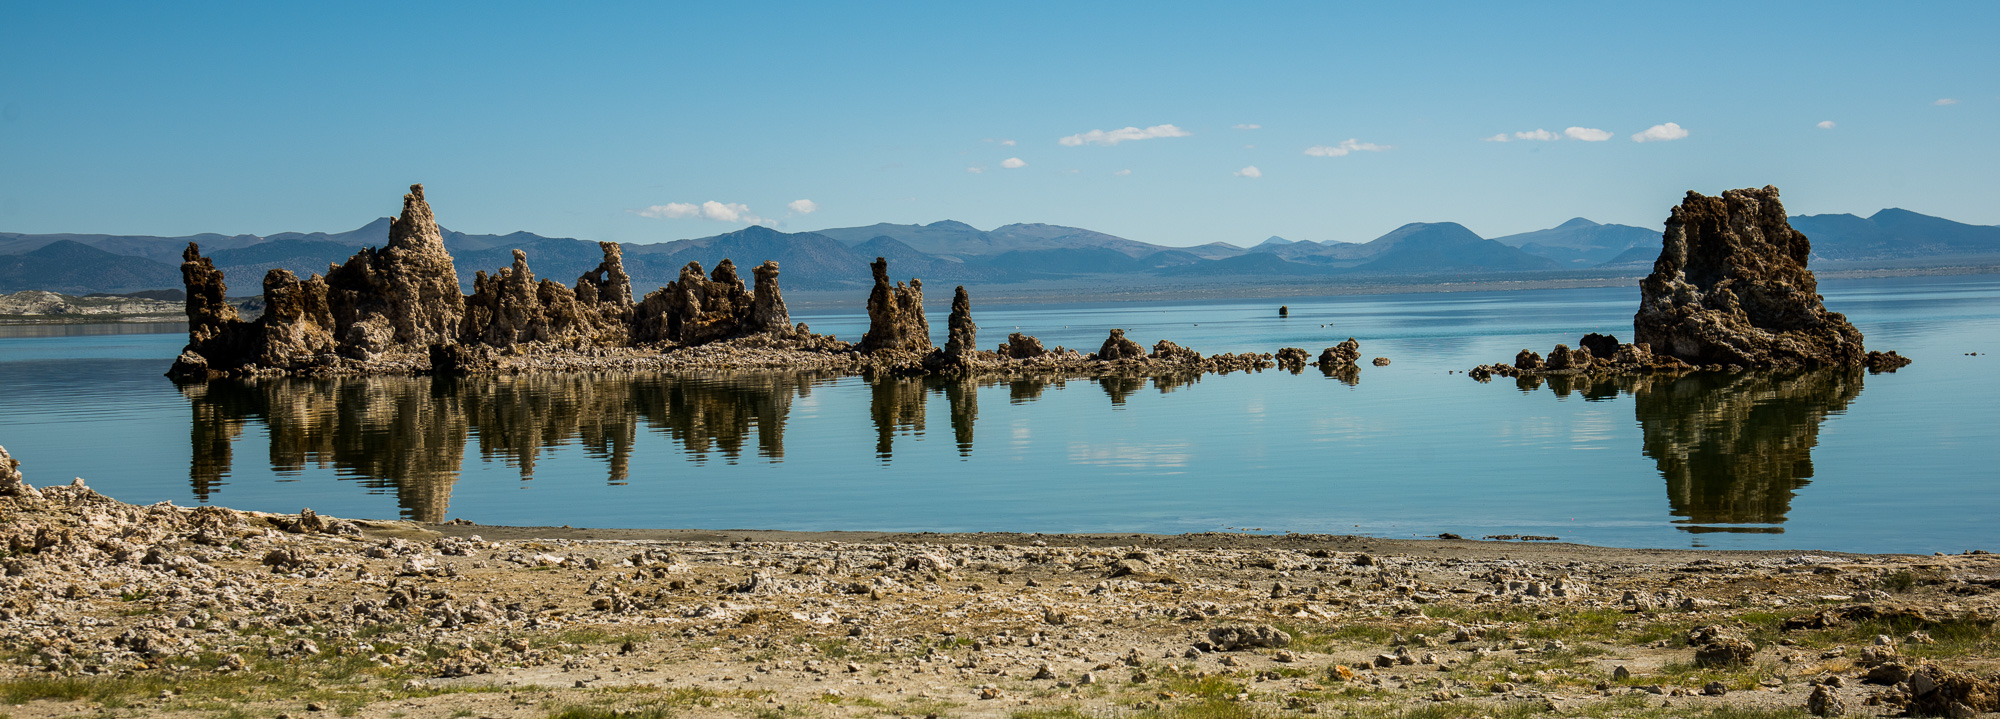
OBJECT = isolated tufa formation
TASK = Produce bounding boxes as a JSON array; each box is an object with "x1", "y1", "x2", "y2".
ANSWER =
[
  {"x1": 1636, "y1": 186, "x2": 1871, "y2": 368},
  {"x1": 1473, "y1": 185, "x2": 1910, "y2": 380}
]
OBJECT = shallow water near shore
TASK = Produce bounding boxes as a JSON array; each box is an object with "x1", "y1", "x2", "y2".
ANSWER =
[{"x1": 0, "y1": 275, "x2": 1995, "y2": 553}]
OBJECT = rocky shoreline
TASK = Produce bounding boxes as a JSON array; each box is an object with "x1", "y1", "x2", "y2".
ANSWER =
[{"x1": 0, "y1": 447, "x2": 1995, "y2": 718}]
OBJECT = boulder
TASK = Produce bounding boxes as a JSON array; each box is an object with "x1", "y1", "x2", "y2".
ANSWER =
[
  {"x1": 1000, "y1": 332, "x2": 1045, "y2": 359},
  {"x1": 1806, "y1": 684, "x2": 1845, "y2": 716},
  {"x1": 1513, "y1": 349, "x2": 1543, "y2": 370},
  {"x1": 1634, "y1": 186, "x2": 1868, "y2": 367},
  {"x1": 1580, "y1": 333, "x2": 1620, "y2": 359},
  {"x1": 1318, "y1": 338, "x2": 1361, "y2": 367},
  {"x1": 1275, "y1": 347, "x2": 1309, "y2": 371},
  {"x1": 1207, "y1": 625, "x2": 1291, "y2": 651},
  {"x1": 1371, "y1": 357, "x2": 1391, "y2": 366},
  {"x1": 1905, "y1": 665, "x2": 1999, "y2": 717}
]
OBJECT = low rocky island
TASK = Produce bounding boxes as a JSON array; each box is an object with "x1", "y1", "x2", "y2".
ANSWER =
[
  {"x1": 1471, "y1": 186, "x2": 1910, "y2": 381},
  {"x1": 168, "y1": 185, "x2": 1362, "y2": 383},
  {"x1": 0, "y1": 447, "x2": 1995, "y2": 719}
]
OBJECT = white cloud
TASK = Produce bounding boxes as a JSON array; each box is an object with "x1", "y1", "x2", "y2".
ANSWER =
[
  {"x1": 1631, "y1": 122, "x2": 1689, "y2": 142},
  {"x1": 1303, "y1": 138, "x2": 1391, "y2": 157},
  {"x1": 1000, "y1": 157, "x2": 1027, "y2": 169},
  {"x1": 1516, "y1": 129, "x2": 1560, "y2": 141},
  {"x1": 1935, "y1": 98, "x2": 1959, "y2": 106},
  {"x1": 1058, "y1": 124, "x2": 1191, "y2": 146},
  {"x1": 1234, "y1": 166, "x2": 1262, "y2": 178},
  {"x1": 1481, "y1": 133, "x2": 1512, "y2": 142},
  {"x1": 1564, "y1": 127, "x2": 1613, "y2": 142},
  {"x1": 1233, "y1": 123, "x2": 1262, "y2": 130},
  {"x1": 1816, "y1": 120, "x2": 1837, "y2": 129},
  {"x1": 1000, "y1": 139, "x2": 1017, "y2": 146},
  {"x1": 787, "y1": 199, "x2": 817, "y2": 214},
  {"x1": 1114, "y1": 169, "x2": 1132, "y2": 176},
  {"x1": 636, "y1": 201, "x2": 772, "y2": 226},
  {"x1": 966, "y1": 166, "x2": 986, "y2": 174},
  {"x1": 637, "y1": 202, "x2": 701, "y2": 219}
]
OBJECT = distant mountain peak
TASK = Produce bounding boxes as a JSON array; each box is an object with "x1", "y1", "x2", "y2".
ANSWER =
[
  {"x1": 1256, "y1": 236, "x2": 1294, "y2": 247},
  {"x1": 1556, "y1": 217, "x2": 1599, "y2": 229},
  {"x1": 925, "y1": 220, "x2": 980, "y2": 231}
]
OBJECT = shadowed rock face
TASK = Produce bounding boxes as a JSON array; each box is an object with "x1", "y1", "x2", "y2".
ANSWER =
[
  {"x1": 1634, "y1": 368, "x2": 1864, "y2": 531},
  {"x1": 858, "y1": 257, "x2": 931, "y2": 353},
  {"x1": 1635, "y1": 186, "x2": 1867, "y2": 367}
]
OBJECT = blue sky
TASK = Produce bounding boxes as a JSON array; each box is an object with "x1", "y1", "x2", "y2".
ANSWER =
[{"x1": 1, "y1": 1, "x2": 1993, "y2": 246}]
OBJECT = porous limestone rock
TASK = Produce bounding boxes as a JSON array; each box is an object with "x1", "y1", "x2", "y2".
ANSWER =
[
  {"x1": 1151, "y1": 339, "x2": 1199, "y2": 361},
  {"x1": 943, "y1": 286, "x2": 976, "y2": 358},
  {"x1": 748, "y1": 261, "x2": 790, "y2": 334},
  {"x1": 999, "y1": 332, "x2": 1045, "y2": 359},
  {"x1": 1098, "y1": 329, "x2": 1145, "y2": 361},
  {"x1": 1318, "y1": 338, "x2": 1360, "y2": 368},
  {"x1": 1806, "y1": 683, "x2": 1845, "y2": 717},
  {"x1": 0, "y1": 444, "x2": 38, "y2": 499},
  {"x1": 1635, "y1": 186, "x2": 1867, "y2": 367},
  {"x1": 1904, "y1": 665, "x2": 1999, "y2": 717},
  {"x1": 858, "y1": 257, "x2": 932, "y2": 353},
  {"x1": 323, "y1": 184, "x2": 466, "y2": 355},
  {"x1": 1275, "y1": 347, "x2": 1310, "y2": 371},
  {"x1": 1514, "y1": 349, "x2": 1543, "y2": 371}
]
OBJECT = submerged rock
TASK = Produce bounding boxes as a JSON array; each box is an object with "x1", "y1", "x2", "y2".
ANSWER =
[{"x1": 1634, "y1": 186, "x2": 1870, "y2": 367}]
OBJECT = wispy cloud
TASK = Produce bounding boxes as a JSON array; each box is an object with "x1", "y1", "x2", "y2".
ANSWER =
[
  {"x1": 1114, "y1": 169, "x2": 1132, "y2": 176},
  {"x1": 787, "y1": 199, "x2": 817, "y2": 214},
  {"x1": 966, "y1": 166, "x2": 986, "y2": 174},
  {"x1": 1234, "y1": 166, "x2": 1262, "y2": 178},
  {"x1": 1000, "y1": 139, "x2": 1017, "y2": 146},
  {"x1": 1483, "y1": 128, "x2": 1563, "y2": 142},
  {"x1": 1564, "y1": 127, "x2": 1613, "y2": 142},
  {"x1": 636, "y1": 201, "x2": 773, "y2": 226},
  {"x1": 1001, "y1": 157, "x2": 1027, "y2": 169},
  {"x1": 1816, "y1": 120, "x2": 1837, "y2": 129},
  {"x1": 1935, "y1": 98, "x2": 1959, "y2": 106},
  {"x1": 1059, "y1": 124, "x2": 1191, "y2": 146},
  {"x1": 1631, "y1": 122, "x2": 1689, "y2": 142},
  {"x1": 1303, "y1": 139, "x2": 1391, "y2": 157},
  {"x1": 1233, "y1": 123, "x2": 1262, "y2": 130}
]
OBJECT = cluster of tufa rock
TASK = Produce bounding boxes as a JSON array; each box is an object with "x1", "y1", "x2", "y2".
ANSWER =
[
  {"x1": 170, "y1": 184, "x2": 1391, "y2": 383},
  {"x1": 173, "y1": 185, "x2": 805, "y2": 379},
  {"x1": 1472, "y1": 186, "x2": 1909, "y2": 379}
]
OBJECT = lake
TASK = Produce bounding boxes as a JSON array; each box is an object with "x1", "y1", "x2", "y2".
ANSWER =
[{"x1": 1, "y1": 275, "x2": 1994, "y2": 553}]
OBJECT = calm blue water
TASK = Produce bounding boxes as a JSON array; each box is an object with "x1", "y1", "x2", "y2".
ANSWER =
[{"x1": 0, "y1": 275, "x2": 1995, "y2": 553}]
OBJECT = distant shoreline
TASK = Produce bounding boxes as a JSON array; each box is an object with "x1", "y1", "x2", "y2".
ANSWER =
[{"x1": 3, "y1": 262, "x2": 1993, "y2": 324}]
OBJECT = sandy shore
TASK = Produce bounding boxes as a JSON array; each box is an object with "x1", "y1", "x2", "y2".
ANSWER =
[{"x1": 1, "y1": 477, "x2": 1996, "y2": 719}]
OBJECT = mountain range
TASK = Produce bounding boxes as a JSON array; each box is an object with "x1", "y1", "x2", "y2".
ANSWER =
[{"x1": 1, "y1": 208, "x2": 1994, "y2": 295}]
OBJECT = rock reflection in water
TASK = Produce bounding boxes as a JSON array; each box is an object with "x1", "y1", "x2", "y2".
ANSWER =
[
  {"x1": 180, "y1": 372, "x2": 834, "y2": 521},
  {"x1": 1635, "y1": 369, "x2": 1863, "y2": 533},
  {"x1": 865, "y1": 372, "x2": 1208, "y2": 460},
  {"x1": 1512, "y1": 369, "x2": 1864, "y2": 533}
]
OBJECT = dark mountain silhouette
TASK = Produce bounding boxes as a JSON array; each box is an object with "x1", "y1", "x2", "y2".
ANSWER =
[
  {"x1": 2, "y1": 208, "x2": 1991, "y2": 296},
  {"x1": 1790, "y1": 208, "x2": 2000, "y2": 260},
  {"x1": 0, "y1": 240, "x2": 182, "y2": 294},
  {"x1": 1490, "y1": 217, "x2": 1662, "y2": 267}
]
